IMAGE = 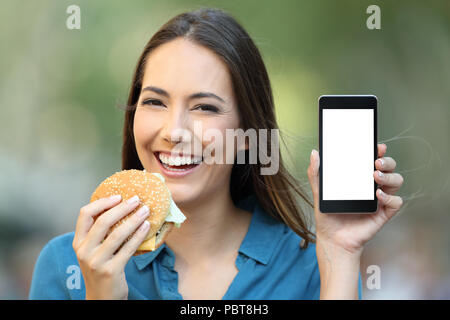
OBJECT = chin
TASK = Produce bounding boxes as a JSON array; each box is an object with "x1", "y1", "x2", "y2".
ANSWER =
[{"x1": 163, "y1": 181, "x2": 198, "y2": 205}]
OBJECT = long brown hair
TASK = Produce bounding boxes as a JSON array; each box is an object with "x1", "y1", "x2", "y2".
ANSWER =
[{"x1": 122, "y1": 8, "x2": 315, "y2": 248}]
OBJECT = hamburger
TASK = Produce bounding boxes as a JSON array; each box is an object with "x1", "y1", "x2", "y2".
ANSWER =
[{"x1": 90, "y1": 169, "x2": 186, "y2": 255}]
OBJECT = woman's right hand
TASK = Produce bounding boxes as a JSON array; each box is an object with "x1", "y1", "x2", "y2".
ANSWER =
[{"x1": 72, "y1": 195, "x2": 150, "y2": 300}]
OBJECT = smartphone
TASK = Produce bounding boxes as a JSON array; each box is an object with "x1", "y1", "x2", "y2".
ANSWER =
[{"x1": 319, "y1": 95, "x2": 378, "y2": 213}]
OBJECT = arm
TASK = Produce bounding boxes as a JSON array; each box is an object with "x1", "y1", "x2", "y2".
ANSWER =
[
  {"x1": 307, "y1": 143, "x2": 404, "y2": 300},
  {"x1": 316, "y1": 239, "x2": 360, "y2": 300}
]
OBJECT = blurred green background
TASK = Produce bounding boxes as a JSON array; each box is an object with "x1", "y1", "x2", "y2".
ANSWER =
[{"x1": 0, "y1": 0, "x2": 449, "y2": 299}]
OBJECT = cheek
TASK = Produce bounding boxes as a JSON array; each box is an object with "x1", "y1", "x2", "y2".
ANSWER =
[
  {"x1": 200, "y1": 117, "x2": 241, "y2": 159},
  {"x1": 133, "y1": 109, "x2": 159, "y2": 150}
]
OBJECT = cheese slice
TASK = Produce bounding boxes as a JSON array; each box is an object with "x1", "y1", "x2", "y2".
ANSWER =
[{"x1": 137, "y1": 235, "x2": 156, "y2": 251}]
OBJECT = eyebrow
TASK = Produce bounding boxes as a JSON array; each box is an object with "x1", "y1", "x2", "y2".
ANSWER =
[{"x1": 142, "y1": 86, "x2": 225, "y2": 103}]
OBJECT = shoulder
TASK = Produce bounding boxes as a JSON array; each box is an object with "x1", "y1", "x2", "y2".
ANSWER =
[
  {"x1": 41, "y1": 231, "x2": 78, "y2": 268},
  {"x1": 271, "y1": 227, "x2": 320, "y2": 298},
  {"x1": 29, "y1": 231, "x2": 79, "y2": 299},
  {"x1": 46, "y1": 231, "x2": 76, "y2": 250},
  {"x1": 246, "y1": 220, "x2": 320, "y2": 299},
  {"x1": 34, "y1": 231, "x2": 78, "y2": 272},
  {"x1": 245, "y1": 198, "x2": 318, "y2": 270},
  {"x1": 282, "y1": 227, "x2": 316, "y2": 258},
  {"x1": 275, "y1": 225, "x2": 318, "y2": 268}
]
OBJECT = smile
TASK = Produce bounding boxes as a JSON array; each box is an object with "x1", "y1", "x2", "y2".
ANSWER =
[{"x1": 154, "y1": 151, "x2": 203, "y2": 176}]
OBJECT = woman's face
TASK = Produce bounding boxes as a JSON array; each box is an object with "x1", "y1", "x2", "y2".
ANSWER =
[{"x1": 133, "y1": 38, "x2": 241, "y2": 206}]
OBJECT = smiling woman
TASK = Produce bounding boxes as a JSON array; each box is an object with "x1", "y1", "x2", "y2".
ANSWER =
[
  {"x1": 28, "y1": 7, "x2": 321, "y2": 301},
  {"x1": 120, "y1": 8, "x2": 319, "y2": 300},
  {"x1": 30, "y1": 7, "x2": 391, "y2": 301}
]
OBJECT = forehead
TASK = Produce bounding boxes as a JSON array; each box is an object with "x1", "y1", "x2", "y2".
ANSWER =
[{"x1": 141, "y1": 38, "x2": 234, "y2": 101}]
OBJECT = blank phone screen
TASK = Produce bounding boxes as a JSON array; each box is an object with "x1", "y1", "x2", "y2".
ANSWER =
[{"x1": 322, "y1": 109, "x2": 374, "y2": 200}]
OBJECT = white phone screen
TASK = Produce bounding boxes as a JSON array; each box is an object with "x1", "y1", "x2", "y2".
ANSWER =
[{"x1": 322, "y1": 109, "x2": 374, "y2": 200}]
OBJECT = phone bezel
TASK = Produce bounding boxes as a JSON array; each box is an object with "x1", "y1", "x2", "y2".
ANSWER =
[{"x1": 318, "y1": 95, "x2": 378, "y2": 213}]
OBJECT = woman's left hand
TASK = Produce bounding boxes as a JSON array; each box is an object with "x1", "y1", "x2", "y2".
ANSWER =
[{"x1": 307, "y1": 143, "x2": 404, "y2": 256}]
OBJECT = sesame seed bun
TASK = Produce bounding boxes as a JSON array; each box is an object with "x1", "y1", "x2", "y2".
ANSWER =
[{"x1": 90, "y1": 169, "x2": 174, "y2": 255}]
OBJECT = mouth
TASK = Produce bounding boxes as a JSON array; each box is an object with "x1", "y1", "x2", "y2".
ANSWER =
[{"x1": 154, "y1": 151, "x2": 203, "y2": 175}]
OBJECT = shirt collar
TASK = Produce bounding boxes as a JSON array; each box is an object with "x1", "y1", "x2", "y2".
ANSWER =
[
  {"x1": 236, "y1": 194, "x2": 287, "y2": 265},
  {"x1": 132, "y1": 242, "x2": 168, "y2": 270},
  {"x1": 132, "y1": 194, "x2": 286, "y2": 270}
]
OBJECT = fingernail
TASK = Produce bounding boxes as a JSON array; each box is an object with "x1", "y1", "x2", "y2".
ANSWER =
[
  {"x1": 379, "y1": 158, "x2": 385, "y2": 166},
  {"x1": 378, "y1": 189, "x2": 385, "y2": 198},
  {"x1": 378, "y1": 170, "x2": 384, "y2": 178},
  {"x1": 109, "y1": 195, "x2": 122, "y2": 201},
  {"x1": 137, "y1": 205, "x2": 149, "y2": 217},
  {"x1": 127, "y1": 195, "x2": 139, "y2": 205},
  {"x1": 140, "y1": 220, "x2": 150, "y2": 231}
]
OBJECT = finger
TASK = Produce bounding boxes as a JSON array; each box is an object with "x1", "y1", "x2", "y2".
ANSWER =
[
  {"x1": 112, "y1": 220, "x2": 151, "y2": 268},
  {"x1": 377, "y1": 143, "x2": 387, "y2": 158},
  {"x1": 84, "y1": 195, "x2": 141, "y2": 252},
  {"x1": 96, "y1": 205, "x2": 150, "y2": 261},
  {"x1": 375, "y1": 156, "x2": 396, "y2": 172},
  {"x1": 307, "y1": 149, "x2": 320, "y2": 206},
  {"x1": 374, "y1": 171, "x2": 404, "y2": 189},
  {"x1": 73, "y1": 195, "x2": 122, "y2": 250},
  {"x1": 376, "y1": 189, "x2": 403, "y2": 220}
]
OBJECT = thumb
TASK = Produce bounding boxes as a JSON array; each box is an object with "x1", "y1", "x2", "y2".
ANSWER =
[{"x1": 307, "y1": 149, "x2": 320, "y2": 205}]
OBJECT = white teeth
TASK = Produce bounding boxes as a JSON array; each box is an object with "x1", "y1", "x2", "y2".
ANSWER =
[
  {"x1": 158, "y1": 153, "x2": 202, "y2": 167},
  {"x1": 161, "y1": 164, "x2": 187, "y2": 172}
]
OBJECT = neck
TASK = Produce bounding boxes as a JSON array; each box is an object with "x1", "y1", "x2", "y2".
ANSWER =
[{"x1": 165, "y1": 190, "x2": 252, "y2": 264}]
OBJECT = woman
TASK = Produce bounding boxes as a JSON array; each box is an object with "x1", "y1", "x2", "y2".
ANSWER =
[{"x1": 29, "y1": 8, "x2": 404, "y2": 300}]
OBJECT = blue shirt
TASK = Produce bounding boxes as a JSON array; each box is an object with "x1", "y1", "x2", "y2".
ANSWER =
[{"x1": 29, "y1": 195, "x2": 362, "y2": 299}]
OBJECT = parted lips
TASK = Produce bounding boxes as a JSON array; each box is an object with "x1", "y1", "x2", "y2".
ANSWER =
[{"x1": 90, "y1": 169, "x2": 174, "y2": 254}]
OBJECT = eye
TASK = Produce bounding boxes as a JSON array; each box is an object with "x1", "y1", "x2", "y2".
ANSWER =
[
  {"x1": 141, "y1": 99, "x2": 165, "y2": 107},
  {"x1": 194, "y1": 104, "x2": 219, "y2": 113}
]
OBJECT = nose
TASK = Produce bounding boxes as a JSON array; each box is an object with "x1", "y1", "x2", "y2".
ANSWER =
[{"x1": 161, "y1": 104, "x2": 190, "y2": 145}]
